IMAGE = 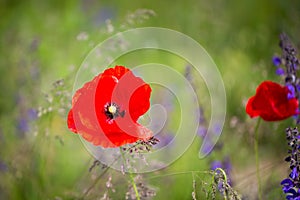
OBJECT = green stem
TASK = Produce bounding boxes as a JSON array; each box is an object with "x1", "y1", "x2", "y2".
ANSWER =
[
  {"x1": 254, "y1": 118, "x2": 262, "y2": 200},
  {"x1": 215, "y1": 168, "x2": 228, "y2": 183},
  {"x1": 120, "y1": 148, "x2": 140, "y2": 200}
]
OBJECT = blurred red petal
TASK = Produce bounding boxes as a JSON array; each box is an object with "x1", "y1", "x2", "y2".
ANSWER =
[{"x1": 67, "y1": 109, "x2": 77, "y2": 133}]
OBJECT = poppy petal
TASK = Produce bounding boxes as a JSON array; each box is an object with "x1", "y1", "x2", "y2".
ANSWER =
[{"x1": 67, "y1": 109, "x2": 77, "y2": 133}]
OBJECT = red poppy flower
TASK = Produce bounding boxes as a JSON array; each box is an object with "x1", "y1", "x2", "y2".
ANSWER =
[
  {"x1": 246, "y1": 81, "x2": 298, "y2": 121},
  {"x1": 67, "y1": 65, "x2": 152, "y2": 148}
]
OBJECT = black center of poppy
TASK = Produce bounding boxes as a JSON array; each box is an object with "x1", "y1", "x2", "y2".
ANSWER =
[{"x1": 104, "y1": 102, "x2": 125, "y2": 120}]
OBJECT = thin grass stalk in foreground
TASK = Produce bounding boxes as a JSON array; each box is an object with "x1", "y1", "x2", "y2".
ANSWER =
[
  {"x1": 120, "y1": 147, "x2": 140, "y2": 200},
  {"x1": 254, "y1": 117, "x2": 262, "y2": 200},
  {"x1": 210, "y1": 168, "x2": 227, "y2": 200},
  {"x1": 81, "y1": 155, "x2": 121, "y2": 199}
]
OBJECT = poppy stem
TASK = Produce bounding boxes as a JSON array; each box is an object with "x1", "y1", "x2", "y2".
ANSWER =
[
  {"x1": 254, "y1": 117, "x2": 262, "y2": 200},
  {"x1": 119, "y1": 147, "x2": 140, "y2": 200}
]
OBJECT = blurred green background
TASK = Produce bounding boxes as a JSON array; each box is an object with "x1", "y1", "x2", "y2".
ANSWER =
[{"x1": 1, "y1": 0, "x2": 300, "y2": 199}]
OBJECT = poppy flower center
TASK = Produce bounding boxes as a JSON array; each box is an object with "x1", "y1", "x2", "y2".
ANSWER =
[{"x1": 104, "y1": 102, "x2": 125, "y2": 120}]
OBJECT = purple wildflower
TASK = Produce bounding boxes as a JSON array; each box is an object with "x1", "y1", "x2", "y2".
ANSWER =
[
  {"x1": 273, "y1": 56, "x2": 282, "y2": 66},
  {"x1": 211, "y1": 157, "x2": 233, "y2": 187},
  {"x1": 27, "y1": 108, "x2": 38, "y2": 120},
  {"x1": 211, "y1": 161, "x2": 222, "y2": 170},
  {"x1": 211, "y1": 157, "x2": 234, "y2": 196},
  {"x1": 17, "y1": 108, "x2": 38, "y2": 134},
  {"x1": 200, "y1": 139, "x2": 213, "y2": 155},
  {"x1": 275, "y1": 33, "x2": 300, "y2": 122},
  {"x1": 287, "y1": 84, "x2": 296, "y2": 99},
  {"x1": 197, "y1": 126, "x2": 207, "y2": 137},
  {"x1": 17, "y1": 118, "x2": 29, "y2": 133},
  {"x1": 276, "y1": 67, "x2": 285, "y2": 76},
  {"x1": 282, "y1": 179, "x2": 294, "y2": 193},
  {"x1": 290, "y1": 167, "x2": 299, "y2": 180},
  {"x1": 281, "y1": 127, "x2": 300, "y2": 199}
]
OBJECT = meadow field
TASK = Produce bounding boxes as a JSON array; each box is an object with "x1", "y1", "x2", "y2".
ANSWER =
[{"x1": 1, "y1": 0, "x2": 300, "y2": 199}]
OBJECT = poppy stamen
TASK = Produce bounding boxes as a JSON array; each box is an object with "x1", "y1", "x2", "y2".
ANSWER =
[{"x1": 104, "y1": 102, "x2": 125, "y2": 120}]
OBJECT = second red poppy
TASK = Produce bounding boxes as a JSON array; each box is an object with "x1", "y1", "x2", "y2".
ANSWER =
[{"x1": 246, "y1": 81, "x2": 298, "y2": 121}]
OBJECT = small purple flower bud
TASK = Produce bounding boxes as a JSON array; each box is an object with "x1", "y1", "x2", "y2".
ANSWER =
[
  {"x1": 27, "y1": 108, "x2": 38, "y2": 120},
  {"x1": 290, "y1": 167, "x2": 298, "y2": 179},
  {"x1": 200, "y1": 139, "x2": 213, "y2": 155},
  {"x1": 18, "y1": 118, "x2": 29, "y2": 132},
  {"x1": 210, "y1": 160, "x2": 222, "y2": 170},
  {"x1": 276, "y1": 67, "x2": 285, "y2": 76},
  {"x1": 286, "y1": 84, "x2": 296, "y2": 99},
  {"x1": 273, "y1": 56, "x2": 281, "y2": 66},
  {"x1": 293, "y1": 63, "x2": 298, "y2": 70},
  {"x1": 281, "y1": 178, "x2": 293, "y2": 186},
  {"x1": 223, "y1": 157, "x2": 232, "y2": 173},
  {"x1": 197, "y1": 126, "x2": 207, "y2": 137},
  {"x1": 217, "y1": 181, "x2": 224, "y2": 192}
]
